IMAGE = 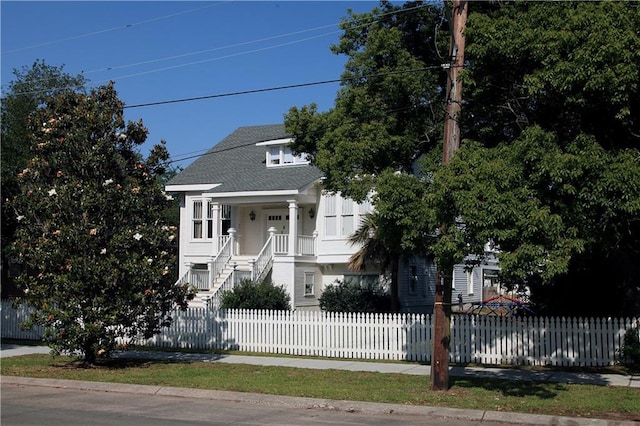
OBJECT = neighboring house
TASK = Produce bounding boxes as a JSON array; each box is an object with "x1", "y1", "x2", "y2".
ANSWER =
[{"x1": 166, "y1": 124, "x2": 505, "y2": 312}]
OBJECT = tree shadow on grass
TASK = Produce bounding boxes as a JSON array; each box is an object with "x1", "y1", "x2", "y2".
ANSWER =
[
  {"x1": 449, "y1": 375, "x2": 566, "y2": 399},
  {"x1": 60, "y1": 356, "x2": 193, "y2": 370}
]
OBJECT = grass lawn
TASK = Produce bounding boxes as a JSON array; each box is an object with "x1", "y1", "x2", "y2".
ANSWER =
[{"x1": 2, "y1": 351, "x2": 639, "y2": 422}]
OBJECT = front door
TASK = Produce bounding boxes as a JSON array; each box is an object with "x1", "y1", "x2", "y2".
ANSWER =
[{"x1": 266, "y1": 210, "x2": 288, "y2": 235}]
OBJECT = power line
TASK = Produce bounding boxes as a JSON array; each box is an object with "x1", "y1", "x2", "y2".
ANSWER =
[
  {"x1": 95, "y1": 31, "x2": 342, "y2": 86},
  {"x1": 124, "y1": 67, "x2": 441, "y2": 109},
  {"x1": 82, "y1": 2, "x2": 433, "y2": 78},
  {"x1": 82, "y1": 23, "x2": 340, "y2": 75},
  {"x1": 3, "y1": 2, "x2": 435, "y2": 96},
  {"x1": 0, "y1": 2, "x2": 231, "y2": 55}
]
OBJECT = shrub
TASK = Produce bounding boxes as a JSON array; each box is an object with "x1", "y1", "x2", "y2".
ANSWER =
[
  {"x1": 618, "y1": 326, "x2": 640, "y2": 369},
  {"x1": 319, "y1": 279, "x2": 392, "y2": 313},
  {"x1": 220, "y1": 279, "x2": 291, "y2": 310}
]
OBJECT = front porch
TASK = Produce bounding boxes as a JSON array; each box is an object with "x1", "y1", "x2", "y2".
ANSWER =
[{"x1": 176, "y1": 227, "x2": 317, "y2": 307}]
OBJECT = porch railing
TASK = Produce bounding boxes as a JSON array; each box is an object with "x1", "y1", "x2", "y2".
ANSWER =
[
  {"x1": 174, "y1": 268, "x2": 210, "y2": 291},
  {"x1": 252, "y1": 236, "x2": 274, "y2": 283},
  {"x1": 217, "y1": 235, "x2": 230, "y2": 253},
  {"x1": 208, "y1": 270, "x2": 234, "y2": 309},
  {"x1": 190, "y1": 269, "x2": 210, "y2": 291},
  {"x1": 209, "y1": 235, "x2": 233, "y2": 289},
  {"x1": 270, "y1": 234, "x2": 317, "y2": 256},
  {"x1": 297, "y1": 235, "x2": 315, "y2": 256},
  {"x1": 272, "y1": 234, "x2": 288, "y2": 254}
]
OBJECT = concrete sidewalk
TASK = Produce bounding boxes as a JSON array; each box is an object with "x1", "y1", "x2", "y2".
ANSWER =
[
  {"x1": 2, "y1": 344, "x2": 639, "y2": 426},
  {"x1": 3, "y1": 343, "x2": 638, "y2": 388},
  {"x1": 114, "y1": 349, "x2": 640, "y2": 388}
]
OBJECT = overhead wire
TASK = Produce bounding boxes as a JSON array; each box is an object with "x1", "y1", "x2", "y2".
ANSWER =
[
  {"x1": 0, "y1": 1, "x2": 232, "y2": 55},
  {"x1": 124, "y1": 66, "x2": 443, "y2": 109},
  {"x1": 3, "y1": 2, "x2": 437, "y2": 96},
  {"x1": 163, "y1": 65, "x2": 446, "y2": 165},
  {"x1": 95, "y1": 31, "x2": 342, "y2": 85},
  {"x1": 82, "y1": 23, "x2": 340, "y2": 75}
]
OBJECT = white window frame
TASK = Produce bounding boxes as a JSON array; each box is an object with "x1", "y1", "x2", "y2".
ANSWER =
[
  {"x1": 451, "y1": 268, "x2": 456, "y2": 290},
  {"x1": 341, "y1": 198, "x2": 354, "y2": 236},
  {"x1": 466, "y1": 269, "x2": 474, "y2": 296},
  {"x1": 266, "y1": 145, "x2": 309, "y2": 167},
  {"x1": 324, "y1": 194, "x2": 337, "y2": 237},
  {"x1": 304, "y1": 272, "x2": 315, "y2": 296},
  {"x1": 192, "y1": 199, "x2": 204, "y2": 239},
  {"x1": 323, "y1": 194, "x2": 374, "y2": 239},
  {"x1": 194, "y1": 200, "x2": 228, "y2": 240},
  {"x1": 409, "y1": 265, "x2": 419, "y2": 295}
]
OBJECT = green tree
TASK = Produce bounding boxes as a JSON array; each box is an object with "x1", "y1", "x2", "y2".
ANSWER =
[
  {"x1": 285, "y1": 1, "x2": 448, "y2": 312},
  {"x1": 429, "y1": 1, "x2": 640, "y2": 315},
  {"x1": 288, "y1": 0, "x2": 640, "y2": 316},
  {"x1": 347, "y1": 171, "x2": 431, "y2": 311},
  {"x1": 7, "y1": 82, "x2": 194, "y2": 364},
  {"x1": 285, "y1": 1, "x2": 449, "y2": 201},
  {"x1": 219, "y1": 279, "x2": 291, "y2": 310},
  {"x1": 1, "y1": 61, "x2": 87, "y2": 296}
]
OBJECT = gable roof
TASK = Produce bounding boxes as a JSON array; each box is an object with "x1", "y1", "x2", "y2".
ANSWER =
[{"x1": 166, "y1": 124, "x2": 324, "y2": 193}]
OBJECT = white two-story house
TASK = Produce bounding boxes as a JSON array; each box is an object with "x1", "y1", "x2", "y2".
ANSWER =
[{"x1": 166, "y1": 124, "x2": 498, "y2": 311}]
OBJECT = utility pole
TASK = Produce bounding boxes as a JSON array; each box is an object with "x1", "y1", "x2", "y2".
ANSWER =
[{"x1": 431, "y1": 0, "x2": 467, "y2": 391}]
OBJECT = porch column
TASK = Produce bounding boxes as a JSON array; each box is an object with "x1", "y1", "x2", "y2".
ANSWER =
[
  {"x1": 227, "y1": 227, "x2": 237, "y2": 256},
  {"x1": 287, "y1": 200, "x2": 298, "y2": 256},
  {"x1": 210, "y1": 201, "x2": 220, "y2": 255}
]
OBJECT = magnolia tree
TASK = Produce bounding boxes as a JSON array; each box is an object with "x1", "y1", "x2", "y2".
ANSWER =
[{"x1": 7, "y1": 82, "x2": 194, "y2": 364}]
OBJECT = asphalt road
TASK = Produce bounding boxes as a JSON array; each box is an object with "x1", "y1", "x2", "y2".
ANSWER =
[{"x1": 1, "y1": 382, "x2": 513, "y2": 426}]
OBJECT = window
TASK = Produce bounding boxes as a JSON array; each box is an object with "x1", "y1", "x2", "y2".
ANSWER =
[
  {"x1": 266, "y1": 145, "x2": 308, "y2": 167},
  {"x1": 343, "y1": 273, "x2": 379, "y2": 288},
  {"x1": 342, "y1": 198, "x2": 354, "y2": 235},
  {"x1": 409, "y1": 266, "x2": 418, "y2": 295},
  {"x1": 356, "y1": 198, "x2": 373, "y2": 226},
  {"x1": 323, "y1": 194, "x2": 374, "y2": 238},
  {"x1": 283, "y1": 147, "x2": 294, "y2": 164},
  {"x1": 221, "y1": 204, "x2": 231, "y2": 235},
  {"x1": 483, "y1": 269, "x2": 500, "y2": 288},
  {"x1": 466, "y1": 269, "x2": 474, "y2": 295},
  {"x1": 269, "y1": 146, "x2": 280, "y2": 165},
  {"x1": 193, "y1": 200, "x2": 203, "y2": 239},
  {"x1": 304, "y1": 272, "x2": 315, "y2": 296},
  {"x1": 325, "y1": 194, "x2": 337, "y2": 236},
  {"x1": 195, "y1": 201, "x2": 230, "y2": 239}
]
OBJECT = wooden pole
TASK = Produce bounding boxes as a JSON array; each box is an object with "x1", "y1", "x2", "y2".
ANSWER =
[{"x1": 431, "y1": 0, "x2": 467, "y2": 392}]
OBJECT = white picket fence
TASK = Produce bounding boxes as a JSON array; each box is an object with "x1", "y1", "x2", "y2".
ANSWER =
[
  {"x1": 1, "y1": 301, "x2": 45, "y2": 340},
  {"x1": 2, "y1": 300, "x2": 637, "y2": 367}
]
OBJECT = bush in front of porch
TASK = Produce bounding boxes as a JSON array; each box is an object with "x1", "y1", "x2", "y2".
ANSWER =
[
  {"x1": 220, "y1": 279, "x2": 291, "y2": 310},
  {"x1": 319, "y1": 279, "x2": 392, "y2": 313}
]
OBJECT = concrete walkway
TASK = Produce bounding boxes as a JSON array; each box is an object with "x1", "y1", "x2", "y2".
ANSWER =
[
  {"x1": 112, "y1": 349, "x2": 640, "y2": 388},
  {"x1": 2, "y1": 343, "x2": 638, "y2": 388},
  {"x1": 2, "y1": 344, "x2": 639, "y2": 426}
]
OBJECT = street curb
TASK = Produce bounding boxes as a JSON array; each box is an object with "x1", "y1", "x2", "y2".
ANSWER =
[{"x1": 2, "y1": 376, "x2": 637, "y2": 426}]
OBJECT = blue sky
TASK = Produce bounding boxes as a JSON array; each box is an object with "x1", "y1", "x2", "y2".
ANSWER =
[{"x1": 1, "y1": 1, "x2": 386, "y2": 168}]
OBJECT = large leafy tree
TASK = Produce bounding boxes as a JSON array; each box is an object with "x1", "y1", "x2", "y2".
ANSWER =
[
  {"x1": 286, "y1": 1, "x2": 449, "y2": 201},
  {"x1": 285, "y1": 1, "x2": 448, "y2": 311},
  {"x1": 427, "y1": 1, "x2": 640, "y2": 316},
  {"x1": 287, "y1": 0, "x2": 640, "y2": 316},
  {"x1": 7, "y1": 82, "x2": 194, "y2": 363},
  {"x1": 1, "y1": 61, "x2": 87, "y2": 295}
]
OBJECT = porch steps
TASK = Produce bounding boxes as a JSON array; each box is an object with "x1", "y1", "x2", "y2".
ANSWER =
[{"x1": 188, "y1": 256, "x2": 254, "y2": 308}]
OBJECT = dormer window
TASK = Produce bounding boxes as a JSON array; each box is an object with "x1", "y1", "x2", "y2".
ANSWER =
[{"x1": 257, "y1": 138, "x2": 309, "y2": 167}]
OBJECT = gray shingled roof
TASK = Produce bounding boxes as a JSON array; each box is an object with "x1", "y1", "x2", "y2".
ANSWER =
[{"x1": 166, "y1": 124, "x2": 324, "y2": 193}]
